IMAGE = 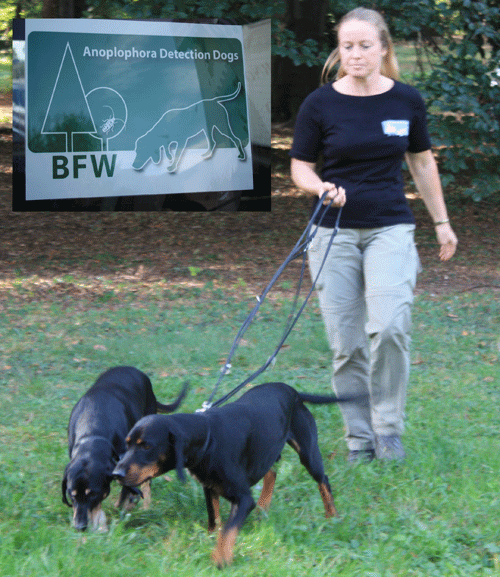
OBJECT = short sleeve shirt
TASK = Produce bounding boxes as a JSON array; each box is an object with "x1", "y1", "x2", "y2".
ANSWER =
[{"x1": 289, "y1": 81, "x2": 432, "y2": 228}]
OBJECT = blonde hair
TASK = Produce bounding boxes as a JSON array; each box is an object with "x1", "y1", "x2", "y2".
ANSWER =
[{"x1": 321, "y1": 7, "x2": 399, "y2": 84}]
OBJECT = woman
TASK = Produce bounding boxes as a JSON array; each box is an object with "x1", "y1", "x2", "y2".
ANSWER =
[{"x1": 289, "y1": 8, "x2": 457, "y2": 462}]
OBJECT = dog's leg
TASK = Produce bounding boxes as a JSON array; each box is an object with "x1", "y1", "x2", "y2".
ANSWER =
[
  {"x1": 208, "y1": 124, "x2": 246, "y2": 161},
  {"x1": 141, "y1": 479, "x2": 151, "y2": 510},
  {"x1": 115, "y1": 486, "x2": 141, "y2": 511},
  {"x1": 115, "y1": 487, "x2": 129, "y2": 509},
  {"x1": 318, "y1": 478, "x2": 338, "y2": 518},
  {"x1": 212, "y1": 494, "x2": 255, "y2": 568},
  {"x1": 212, "y1": 495, "x2": 220, "y2": 531},
  {"x1": 202, "y1": 128, "x2": 216, "y2": 159},
  {"x1": 292, "y1": 444, "x2": 338, "y2": 518},
  {"x1": 89, "y1": 504, "x2": 108, "y2": 532},
  {"x1": 213, "y1": 524, "x2": 238, "y2": 568},
  {"x1": 204, "y1": 488, "x2": 220, "y2": 533},
  {"x1": 257, "y1": 470, "x2": 277, "y2": 511},
  {"x1": 166, "y1": 141, "x2": 179, "y2": 172},
  {"x1": 289, "y1": 406, "x2": 339, "y2": 518},
  {"x1": 226, "y1": 127, "x2": 245, "y2": 160}
]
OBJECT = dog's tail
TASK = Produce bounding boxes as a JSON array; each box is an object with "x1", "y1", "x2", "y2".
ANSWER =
[
  {"x1": 216, "y1": 82, "x2": 242, "y2": 103},
  {"x1": 299, "y1": 392, "x2": 368, "y2": 405},
  {"x1": 156, "y1": 382, "x2": 189, "y2": 413}
]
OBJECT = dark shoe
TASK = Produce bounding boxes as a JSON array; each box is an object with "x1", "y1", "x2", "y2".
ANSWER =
[
  {"x1": 375, "y1": 435, "x2": 406, "y2": 461},
  {"x1": 347, "y1": 449, "x2": 376, "y2": 463}
]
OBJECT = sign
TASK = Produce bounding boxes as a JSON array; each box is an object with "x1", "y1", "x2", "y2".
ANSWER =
[{"x1": 24, "y1": 19, "x2": 253, "y2": 201}]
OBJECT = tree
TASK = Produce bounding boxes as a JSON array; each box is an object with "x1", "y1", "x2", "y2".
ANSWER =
[
  {"x1": 42, "y1": 0, "x2": 87, "y2": 18},
  {"x1": 271, "y1": 0, "x2": 330, "y2": 122},
  {"x1": 40, "y1": 43, "x2": 95, "y2": 152}
]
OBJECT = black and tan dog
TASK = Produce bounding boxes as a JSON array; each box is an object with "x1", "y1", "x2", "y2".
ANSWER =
[
  {"x1": 62, "y1": 366, "x2": 187, "y2": 531},
  {"x1": 113, "y1": 382, "x2": 358, "y2": 566}
]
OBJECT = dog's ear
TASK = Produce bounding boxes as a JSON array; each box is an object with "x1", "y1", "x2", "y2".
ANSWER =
[
  {"x1": 170, "y1": 432, "x2": 187, "y2": 483},
  {"x1": 62, "y1": 467, "x2": 71, "y2": 507},
  {"x1": 106, "y1": 462, "x2": 116, "y2": 482}
]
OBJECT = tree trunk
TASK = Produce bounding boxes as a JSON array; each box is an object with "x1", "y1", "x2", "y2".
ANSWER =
[
  {"x1": 41, "y1": 0, "x2": 58, "y2": 18},
  {"x1": 272, "y1": 0, "x2": 328, "y2": 123},
  {"x1": 42, "y1": 0, "x2": 87, "y2": 18}
]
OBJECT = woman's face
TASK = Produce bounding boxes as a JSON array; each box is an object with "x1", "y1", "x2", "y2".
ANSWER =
[{"x1": 337, "y1": 19, "x2": 387, "y2": 80}]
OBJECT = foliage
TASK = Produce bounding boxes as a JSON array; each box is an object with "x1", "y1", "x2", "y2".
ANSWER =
[
  {"x1": 394, "y1": 0, "x2": 500, "y2": 201},
  {"x1": 0, "y1": 1, "x2": 17, "y2": 47},
  {"x1": 85, "y1": 0, "x2": 331, "y2": 67}
]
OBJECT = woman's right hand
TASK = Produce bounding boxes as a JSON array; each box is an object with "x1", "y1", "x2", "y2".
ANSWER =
[
  {"x1": 319, "y1": 182, "x2": 346, "y2": 207},
  {"x1": 290, "y1": 158, "x2": 346, "y2": 207}
]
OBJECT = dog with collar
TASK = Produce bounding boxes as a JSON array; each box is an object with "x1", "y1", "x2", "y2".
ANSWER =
[
  {"x1": 62, "y1": 366, "x2": 187, "y2": 531},
  {"x1": 113, "y1": 381, "x2": 358, "y2": 566}
]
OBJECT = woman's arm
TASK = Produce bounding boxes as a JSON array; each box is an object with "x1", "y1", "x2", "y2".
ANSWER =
[
  {"x1": 290, "y1": 158, "x2": 346, "y2": 206},
  {"x1": 405, "y1": 150, "x2": 458, "y2": 261}
]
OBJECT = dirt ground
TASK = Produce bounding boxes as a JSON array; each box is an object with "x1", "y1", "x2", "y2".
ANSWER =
[{"x1": 1, "y1": 90, "x2": 499, "y2": 300}]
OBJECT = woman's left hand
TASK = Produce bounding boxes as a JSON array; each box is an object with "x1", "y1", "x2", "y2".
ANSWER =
[{"x1": 436, "y1": 223, "x2": 458, "y2": 261}]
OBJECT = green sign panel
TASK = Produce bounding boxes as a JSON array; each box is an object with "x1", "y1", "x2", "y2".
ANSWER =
[{"x1": 25, "y1": 19, "x2": 252, "y2": 200}]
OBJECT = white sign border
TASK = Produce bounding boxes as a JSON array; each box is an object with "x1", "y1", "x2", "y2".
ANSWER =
[{"x1": 24, "y1": 18, "x2": 253, "y2": 201}]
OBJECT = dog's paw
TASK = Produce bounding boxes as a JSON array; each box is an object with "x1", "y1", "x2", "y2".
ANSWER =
[{"x1": 92, "y1": 508, "x2": 108, "y2": 532}]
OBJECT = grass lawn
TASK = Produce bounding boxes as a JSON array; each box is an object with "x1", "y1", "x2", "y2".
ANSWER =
[{"x1": 0, "y1": 286, "x2": 499, "y2": 576}]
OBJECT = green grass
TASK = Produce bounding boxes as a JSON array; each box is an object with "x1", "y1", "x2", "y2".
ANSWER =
[
  {"x1": 0, "y1": 52, "x2": 11, "y2": 94},
  {"x1": 0, "y1": 286, "x2": 499, "y2": 575}
]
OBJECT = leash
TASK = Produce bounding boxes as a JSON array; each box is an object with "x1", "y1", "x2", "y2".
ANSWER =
[{"x1": 198, "y1": 194, "x2": 342, "y2": 411}]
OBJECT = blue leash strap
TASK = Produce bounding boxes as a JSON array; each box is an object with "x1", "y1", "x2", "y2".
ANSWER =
[{"x1": 202, "y1": 195, "x2": 342, "y2": 410}]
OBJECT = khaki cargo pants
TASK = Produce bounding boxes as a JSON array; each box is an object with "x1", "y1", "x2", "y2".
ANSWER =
[{"x1": 308, "y1": 224, "x2": 420, "y2": 451}]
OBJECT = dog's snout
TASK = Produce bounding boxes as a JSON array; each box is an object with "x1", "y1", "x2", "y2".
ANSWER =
[
  {"x1": 75, "y1": 522, "x2": 88, "y2": 532},
  {"x1": 112, "y1": 465, "x2": 126, "y2": 480}
]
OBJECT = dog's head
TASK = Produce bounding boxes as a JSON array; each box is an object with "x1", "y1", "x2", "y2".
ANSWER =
[
  {"x1": 132, "y1": 136, "x2": 164, "y2": 170},
  {"x1": 113, "y1": 415, "x2": 187, "y2": 487},
  {"x1": 62, "y1": 458, "x2": 113, "y2": 531}
]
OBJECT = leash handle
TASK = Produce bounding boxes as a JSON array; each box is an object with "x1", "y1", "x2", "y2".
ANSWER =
[{"x1": 202, "y1": 195, "x2": 342, "y2": 410}]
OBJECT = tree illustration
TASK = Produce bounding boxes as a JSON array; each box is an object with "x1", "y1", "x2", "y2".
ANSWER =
[{"x1": 41, "y1": 43, "x2": 96, "y2": 152}]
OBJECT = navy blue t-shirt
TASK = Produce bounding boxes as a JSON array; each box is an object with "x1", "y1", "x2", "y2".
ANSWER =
[{"x1": 289, "y1": 81, "x2": 432, "y2": 228}]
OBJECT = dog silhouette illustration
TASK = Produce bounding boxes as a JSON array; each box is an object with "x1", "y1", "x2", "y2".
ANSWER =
[{"x1": 132, "y1": 83, "x2": 246, "y2": 173}]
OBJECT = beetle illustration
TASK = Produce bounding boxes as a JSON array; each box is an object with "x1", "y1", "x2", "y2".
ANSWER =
[{"x1": 100, "y1": 105, "x2": 125, "y2": 135}]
